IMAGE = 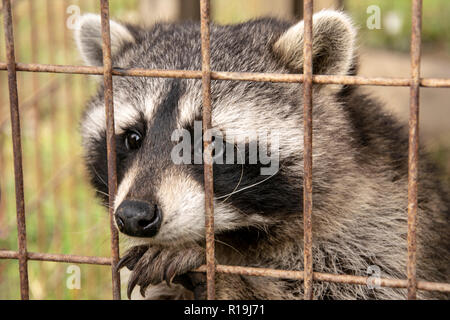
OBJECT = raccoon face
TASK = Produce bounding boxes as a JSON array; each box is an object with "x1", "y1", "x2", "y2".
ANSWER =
[{"x1": 75, "y1": 11, "x2": 356, "y2": 246}]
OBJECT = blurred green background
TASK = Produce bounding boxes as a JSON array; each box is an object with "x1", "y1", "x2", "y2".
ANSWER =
[
  {"x1": 0, "y1": 0, "x2": 449, "y2": 299},
  {"x1": 346, "y1": 0, "x2": 450, "y2": 52}
]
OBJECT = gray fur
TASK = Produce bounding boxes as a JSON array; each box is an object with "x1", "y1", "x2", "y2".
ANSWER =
[{"x1": 76, "y1": 11, "x2": 450, "y2": 300}]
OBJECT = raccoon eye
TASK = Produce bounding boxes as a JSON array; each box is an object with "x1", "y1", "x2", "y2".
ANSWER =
[{"x1": 124, "y1": 130, "x2": 143, "y2": 151}]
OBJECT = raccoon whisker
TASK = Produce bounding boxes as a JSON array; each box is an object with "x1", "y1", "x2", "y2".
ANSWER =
[
  {"x1": 238, "y1": 211, "x2": 270, "y2": 234},
  {"x1": 219, "y1": 144, "x2": 245, "y2": 204},
  {"x1": 215, "y1": 168, "x2": 280, "y2": 200},
  {"x1": 187, "y1": 229, "x2": 244, "y2": 257},
  {"x1": 213, "y1": 238, "x2": 243, "y2": 257},
  {"x1": 93, "y1": 198, "x2": 115, "y2": 211},
  {"x1": 232, "y1": 209, "x2": 270, "y2": 235},
  {"x1": 90, "y1": 164, "x2": 108, "y2": 188},
  {"x1": 93, "y1": 188, "x2": 111, "y2": 198}
]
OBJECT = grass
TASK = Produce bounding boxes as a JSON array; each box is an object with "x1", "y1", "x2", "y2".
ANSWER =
[{"x1": 0, "y1": 0, "x2": 140, "y2": 300}]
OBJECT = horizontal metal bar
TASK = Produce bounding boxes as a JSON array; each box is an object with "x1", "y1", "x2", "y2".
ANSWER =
[
  {"x1": 0, "y1": 250, "x2": 112, "y2": 265},
  {"x1": 1, "y1": 62, "x2": 450, "y2": 87},
  {"x1": 2, "y1": 250, "x2": 449, "y2": 293},
  {"x1": 195, "y1": 265, "x2": 450, "y2": 293}
]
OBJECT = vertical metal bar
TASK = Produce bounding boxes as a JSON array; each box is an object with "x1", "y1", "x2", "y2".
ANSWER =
[
  {"x1": 407, "y1": 0, "x2": 422, "y2": 300},
  {"x1": 2, "y1": 0, "x2": 29, "y2": 300},
  {"x1": 99, "y1": 0, "x2": 121, "y2": 300},
  {"x1": 200, "y1": 0, "x2": 216, "y2": 300},
  {"x1": 302, "y1": 0, "x2": 314, "y2": 300}
]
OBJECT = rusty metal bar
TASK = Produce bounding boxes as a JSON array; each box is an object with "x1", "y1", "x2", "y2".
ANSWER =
[
  {"x1": 420, "y1": 78, "x2": 450, "y2": 87},
  {"x1": 1, "y1": 248, "x2": 449, "y2": 293},
  {"x1": 0, "y1": 250, "x2": 111, "y2": 265},
  {"x1": 2, "y1": 0, "x2": 29, "y2": 300},
  {"x1": 407, "y1": 0, "x2": 422, "y2": 300},
  {"x1": 200, "y1": 0, "x2": 215, "y2": 300},
  {"x1": 99, "y1": 0, "x2": 121, "y2": 300},
  {"x1": 2, "y1": 63, "x2": 450, "y2": 87},
  {"x1": 302, "y1": 0, "x2": 314, "y2": 300},
  {"x1": 1, "y1": 62, "x2": 450, "y2": 88},
  {"x1": 2, "y1": 247, "x2": 450, "y2": 294},
  {"x1": 194, "y1": 265, "x2": 450, "y2": 293}
]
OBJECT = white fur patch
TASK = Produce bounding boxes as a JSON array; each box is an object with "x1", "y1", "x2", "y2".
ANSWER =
[
  {"x1": 123, "y1": 168, "x2": 271, "y2": 247},
  {"x1": 114, "y1": 163, "x2": 139, "y2": 212},
  {"x1": 176, "y1": 90, "x2": 305, "y2": 163},
  {"x1": 74, "y1": 14, "x2": 135, "y2": 66},
  {"x1": 82, "y1": 94, "x2": 157, "y2": 145},
  {"x1": 212, "y1": 100, "x2": 304, "y2": 161},
  {"x1": 273, "y1": 10, "x2": 357, "y2": 76},
  {"x1": 176, "y1": 81, "x2": 201, "y2": 128}
]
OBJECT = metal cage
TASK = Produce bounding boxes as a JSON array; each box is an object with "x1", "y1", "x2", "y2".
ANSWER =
[{"x1": 1, "y1": 0, "x2": 450, "y2": 300}]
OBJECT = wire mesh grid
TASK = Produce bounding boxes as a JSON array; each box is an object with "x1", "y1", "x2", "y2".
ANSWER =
[{"x1": 1, "y1": 0, "x2": 450, "y2": 300}]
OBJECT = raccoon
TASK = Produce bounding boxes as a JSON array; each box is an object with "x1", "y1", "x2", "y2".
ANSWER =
[{"x1": 74, "y1": 11, "x2": 450, "y2": 299}]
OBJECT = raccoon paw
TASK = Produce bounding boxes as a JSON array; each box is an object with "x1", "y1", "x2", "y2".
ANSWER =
[
  {"x1": 172, "y1": 272, "x2": 207, "y2": 300},
  {"x1": 119, "y1": 245, "x2": 205, "y2": 299},
  {"x1": 116, "y1": 245, "x2": 148, "y2": 272}
]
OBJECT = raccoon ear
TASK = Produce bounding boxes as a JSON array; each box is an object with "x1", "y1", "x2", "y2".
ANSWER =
[
  {"x1": 273, "y1": 10, "x2": 357, "y2": 75},
  {"x1": 74, "y1": 14, "x2": 135, "y2": 66}
]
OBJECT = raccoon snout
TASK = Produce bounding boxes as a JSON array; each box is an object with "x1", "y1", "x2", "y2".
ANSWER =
[{"x1": 115, "y1": 200, "x2": 162, "y2": 238}]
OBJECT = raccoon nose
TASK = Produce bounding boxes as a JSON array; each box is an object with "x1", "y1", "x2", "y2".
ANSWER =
[{"x1": 115, "y1": 200, "x2": 162, "y2": 237}]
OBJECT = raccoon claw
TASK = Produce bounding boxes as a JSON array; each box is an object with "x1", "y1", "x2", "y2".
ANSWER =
[
  {"x1": 125, "y1": 245, "x2": 205, "y2": 299},
  {"x1": 116, "y1": 245, "x2": 148, "y2": 272},
  {"x1": 164, "y1": 260, "x2": 181, "y2": 287},
  {"x1": 165, "y1": 269, "x2": 176, "y2": 287}
]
